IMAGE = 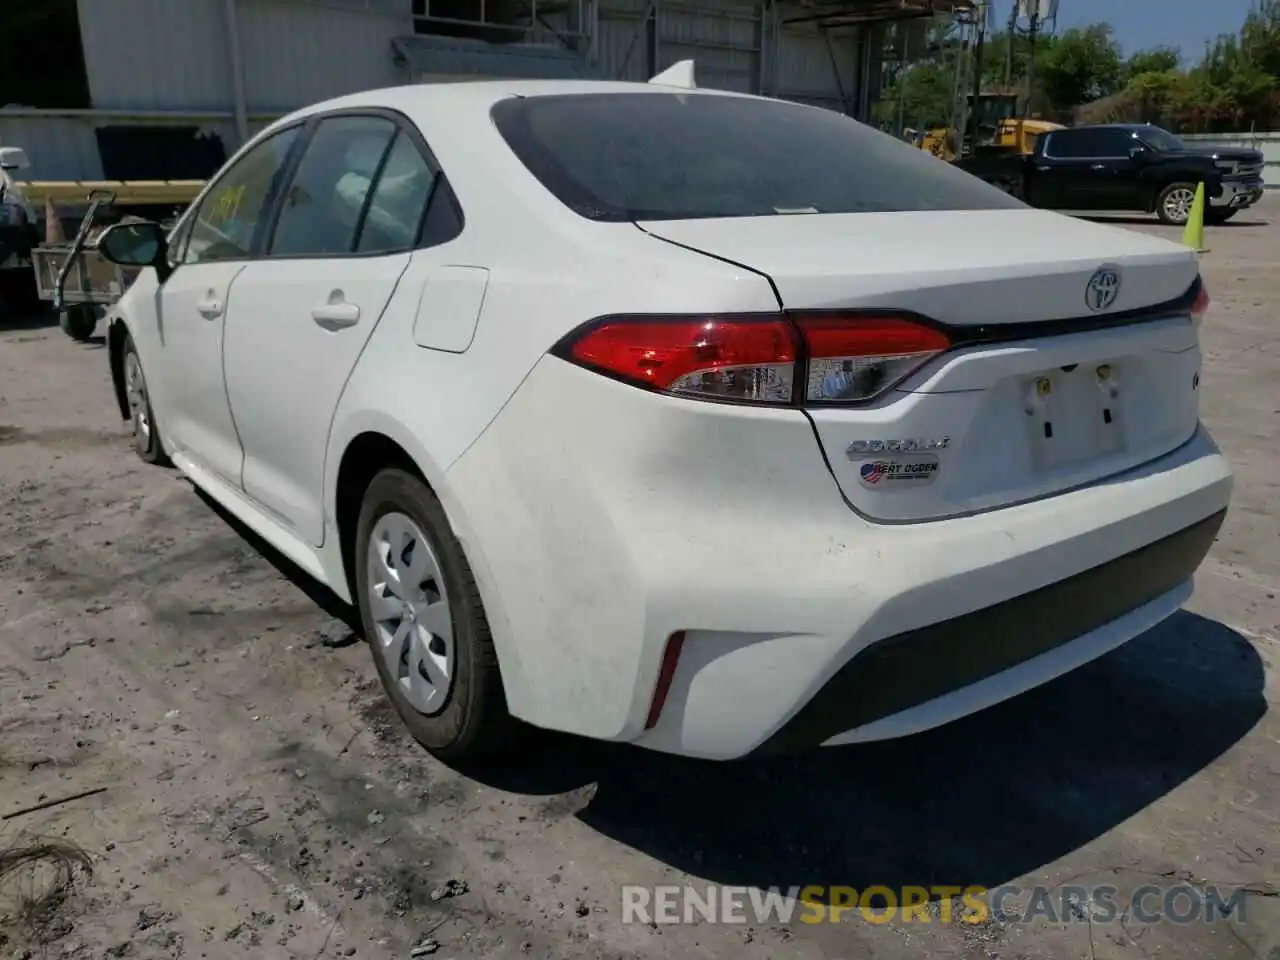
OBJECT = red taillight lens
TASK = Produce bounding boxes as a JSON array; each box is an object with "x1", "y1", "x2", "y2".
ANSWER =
[
  {"x1": 562, "y1": 315, "x2": 799, "y2": 403},
  {"x1": 794, "y1": 313, "x2": 951, "y2": 404},
  {"x1": 556, "y1": 312, "x2": 949, "y2": 405},
  {"x1": 1190, "y1": 282, "x2": 1210, "y2": 319}
]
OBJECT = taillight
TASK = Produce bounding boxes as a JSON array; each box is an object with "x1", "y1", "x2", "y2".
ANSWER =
[
  {"x1": 561, "y1": 315, "x2": 798, "y2": 404},
  {"x1": 1190, "y1": 281, "x2": 1210, "y2": 319},
  {"x1": 554, "y1": 312, "x2": 949, "y2": 406},
  {"x1": 795, "y1": 313, "x2": 951, "y2": 404}
]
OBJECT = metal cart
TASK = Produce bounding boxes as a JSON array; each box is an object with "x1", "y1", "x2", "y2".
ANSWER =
[{"x1": 28, "y1": 190, "x2": 142, "y2": 341}]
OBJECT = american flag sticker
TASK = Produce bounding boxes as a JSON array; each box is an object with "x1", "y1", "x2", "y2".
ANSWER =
[{"x1": 856, "y1": 455, "x2": 940, "y2": 489}]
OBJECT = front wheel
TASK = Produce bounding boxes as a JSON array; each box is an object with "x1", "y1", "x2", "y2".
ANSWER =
[
  {"x1": 121, "y1": 333, "x2": 169, "y2": 465},
  {"x1": 1156, "y1": 182, "x2": 1199, "y2": 226},
  {"x1": 354, "y1": 468, "x2": 516, "y2": 763}
]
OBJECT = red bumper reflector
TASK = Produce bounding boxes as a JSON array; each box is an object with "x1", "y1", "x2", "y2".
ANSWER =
[{"x1": 645, "y1": 631, "x2": 686, "y2": 730}]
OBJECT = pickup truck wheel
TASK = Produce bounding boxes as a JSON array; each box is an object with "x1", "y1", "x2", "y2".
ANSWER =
[{"x1": 1156, "y1": 183, "x2": 1198, "y2": 226}]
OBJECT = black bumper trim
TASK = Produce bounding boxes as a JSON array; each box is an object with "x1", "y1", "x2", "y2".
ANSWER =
[{"x1": 751, "y1": 508, "x2": 1226, "y2": 756}]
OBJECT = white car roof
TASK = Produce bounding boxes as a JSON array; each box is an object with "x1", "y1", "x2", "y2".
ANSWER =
[{"x1": 270, "y1": 77, "x2": 750, "y2": 130}]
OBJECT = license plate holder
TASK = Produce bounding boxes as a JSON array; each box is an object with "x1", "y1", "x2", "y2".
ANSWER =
[{"x1": 1024, "y1": 364, "x2": 1125, "y2": 472}]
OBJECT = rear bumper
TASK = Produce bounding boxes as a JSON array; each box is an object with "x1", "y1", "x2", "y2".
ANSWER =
[
  {"x1": 445, "y1": 358, "x2": 1233, "y2": 760},
  {"x1": 752, "y1": 507, "x2": 1224, "y2": 755},
  {"x1": 1212, "y1": 178, "x2": 1264, "y2": 209}
]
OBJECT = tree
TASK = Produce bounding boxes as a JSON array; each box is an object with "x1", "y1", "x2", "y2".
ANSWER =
[
  {"x1": 876, "y1": 2, "x2": 1280, "y2": 136},
  {"x1": 1035, "y1": 24, "x2": 1124, "y2": 107},
  {"x1": 1125, "y1": 47, "x2": 1181, "y2": 81}
]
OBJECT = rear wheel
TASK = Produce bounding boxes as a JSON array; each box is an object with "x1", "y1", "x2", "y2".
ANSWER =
[
  {"x1": 122, "y1": 333, "x2": 169, "y2": 465},
  {"x1": 1156, "y1": 182, "x2": 1198, "y2": 226},
  {"x1": 60, "y1": 304, "x2": 99, "y2": 341},
  {"x1": 354, "y1": 469, "x2": 515, "y2": 763}
]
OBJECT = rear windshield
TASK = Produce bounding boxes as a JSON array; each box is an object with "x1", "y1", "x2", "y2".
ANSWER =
[{"x1": 490, "y1": 92, "x2": 1025, "y2": 222}]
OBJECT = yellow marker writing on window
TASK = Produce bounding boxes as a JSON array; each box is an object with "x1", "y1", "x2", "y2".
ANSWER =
[{"x1": 213, "y1": 184, "x2": 245, "y2": 223}]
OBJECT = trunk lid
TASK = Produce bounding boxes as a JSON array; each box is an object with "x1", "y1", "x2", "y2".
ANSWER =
[{"x1": 640, "y1": 209, "x2": 1203, "y2": 522}]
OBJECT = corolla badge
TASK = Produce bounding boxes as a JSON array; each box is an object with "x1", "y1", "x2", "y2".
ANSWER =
[{"x1": 1086, "y1": 266, "x2": 1121, "y2": 312}]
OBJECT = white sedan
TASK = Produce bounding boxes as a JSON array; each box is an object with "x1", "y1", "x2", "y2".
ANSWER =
[{"x1": 94, "y1": 70, "x2": 1232, "y2": 763}]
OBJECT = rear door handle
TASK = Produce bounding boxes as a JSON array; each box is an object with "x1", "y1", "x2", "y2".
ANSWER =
[
  {"x1": 311, "y1": 302, "x2": 360, "y2": 331},
  {"x1": 1090, "y1": 164, "x2": 1107, "y2": 170},
  {"x1": 196, "y1": 297, "x2": 223, "y2": 319}
]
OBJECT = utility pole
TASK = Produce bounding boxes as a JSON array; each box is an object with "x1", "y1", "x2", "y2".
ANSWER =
[
  {"x1": 1003, "y1": 0, "x2": 1017, "y2": 88},
  {"x1": 1024, "y1": 4, "x2": 1040, "y2": 120},
  {"x1": 968, "y1": 0, "x2": 987, "y2": 144}
]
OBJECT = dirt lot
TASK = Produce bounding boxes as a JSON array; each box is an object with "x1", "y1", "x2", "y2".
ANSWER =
[{"x1": 1, "y1": 204, "x2": 1277, "y2": 960}]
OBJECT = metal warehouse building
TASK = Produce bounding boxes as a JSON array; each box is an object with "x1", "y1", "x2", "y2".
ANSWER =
[{"x1": 0, "y1": 0, "x2": 968, "y2": 181}]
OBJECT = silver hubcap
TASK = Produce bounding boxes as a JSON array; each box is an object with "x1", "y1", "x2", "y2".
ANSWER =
[
  {"x1": 124, "y1": 352, "x2": 150, "y2": 439},
  {"x1": 1164, "y1": 188, "x2": 1195, "y2": 223},
  {"x1": 367, "y1": 512, "x2": 454, "y2": 715}
]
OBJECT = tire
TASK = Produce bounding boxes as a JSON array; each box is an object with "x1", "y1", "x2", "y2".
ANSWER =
[
  {"x1": 60, "y1": 304, "x2": 99, "y2": 341},
  {"x1": 355, "y1": 468, "x2": 515, "y2": 763},
  {"x1": 1156, "y1": 182, "x2": 1199, "y2": 226},
  {"x1": 121, "y1": 332, "x2": 169, "y2": 465},
  {"x1": 1205, "y1": 208, "x2": 1238, "y2": 225}
]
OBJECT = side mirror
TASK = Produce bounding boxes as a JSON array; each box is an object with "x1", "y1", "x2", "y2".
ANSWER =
[
  {"x1": 98, "y1": 220, "x2": 171, "y2": 281},
  {"x1": 1129, "y1": 145, "x2": 1147, "y2": 161},
  {"x1": 0, "y1": 146, "x2": 31, "y2": 171}
]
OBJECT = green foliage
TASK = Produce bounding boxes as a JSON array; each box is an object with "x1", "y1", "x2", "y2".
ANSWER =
[
  {"x1": 877, "y1": 0, "x2": 1280, "y2": 135},
  {"x1": 1037, "y1": 24, "x2": 1124, "y2": 105}
]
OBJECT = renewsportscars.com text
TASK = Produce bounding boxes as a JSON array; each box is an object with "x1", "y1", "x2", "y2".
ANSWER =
[{"x1": 621, "y1": 884, "x2": 1251, "y2": 926}]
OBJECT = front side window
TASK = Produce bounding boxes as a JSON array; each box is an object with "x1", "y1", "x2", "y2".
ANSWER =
[
  {"x1": 1094, "y1": 130, "x2": 1137, "y2": 156},
  {"x1": 491, "y1": 93, "x2": 1025, "y2": 222},
  {"x1": 268, "y1": 115, "x2": 399, "y2": 257},
  {"x1": 184, "y1": 125, "x2": 301, "y2": 264},
  {"x1": 1138, "y1": 126, "x2": 1185, "y2": 152}
]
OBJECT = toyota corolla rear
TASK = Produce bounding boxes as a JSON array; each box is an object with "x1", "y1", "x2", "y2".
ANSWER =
[{"x1": 441, "y1": 87, "x2": 1232, "y2": 760}]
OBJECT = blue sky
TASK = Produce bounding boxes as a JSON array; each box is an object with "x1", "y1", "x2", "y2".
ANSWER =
[{"x1": 995, "y1": 0, "x2": 1256, "y2": 61}]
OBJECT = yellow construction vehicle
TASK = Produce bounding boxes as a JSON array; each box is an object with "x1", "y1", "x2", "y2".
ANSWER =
[{"x1": 914, "y1": 92, "x2": 1063, "y2": 162}]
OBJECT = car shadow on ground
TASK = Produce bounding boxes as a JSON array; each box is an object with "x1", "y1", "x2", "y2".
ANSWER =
[
  {"x1": 1079, "y1": 213, "x2": 1271, "y2": 229},
  {"x1": 191, "y1": 486, "x2": 362, "y2": 632},
  {"x1": 472, "y1": 611, "x2": 1266, "y2": 893},
  {"x1": 192, "y1": 492, "x2": 1267, "y2": 893}
]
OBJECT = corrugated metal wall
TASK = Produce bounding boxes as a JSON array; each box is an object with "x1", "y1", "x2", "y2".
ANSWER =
[
  {"x1": 775, "y1": 26, "x2": 859, "y2": 111},
  {"x1": 236, "y1": 0, "x2": 412, "y2": 110},
  {"x1": 595, "y1": 1, "x2": 868, "y2": 110},
  {"x1": 8, "y1": 0, "x2": 884, "y2": 180},
  {"x1": 0, "y1": 117, "x2": 105, "y2": 181},
  {"x1": 78, "y1": 0, "x2": 232, "y2": 110},
  {"x1": 76, "y1": 0, "x2": 412, "y2": 112}
]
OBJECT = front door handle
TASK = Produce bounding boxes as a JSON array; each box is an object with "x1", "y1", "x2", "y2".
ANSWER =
[
  {"x1": 196, "y1": 297, "x2": 224, "y2": 319},
  {"x1": 1090, "y1": 164, "x2": 1107, "y2": 170},
  {"x1": 311, "y1": 302, "x2": 360, "y2": 331}
]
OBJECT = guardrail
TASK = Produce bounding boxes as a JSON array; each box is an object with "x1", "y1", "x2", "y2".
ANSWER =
[{"x1": 1181, "y1": 131, "x2": 1280, "y2": 190}]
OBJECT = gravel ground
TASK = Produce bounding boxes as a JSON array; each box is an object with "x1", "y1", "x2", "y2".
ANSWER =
[{"x1": 0, "y1": 203, "x2": 1277, "y2": 960}]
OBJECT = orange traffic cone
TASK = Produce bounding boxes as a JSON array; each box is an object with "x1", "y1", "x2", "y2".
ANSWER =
[{"x1": 44, "y1": 197, "x2": 65, "y2": 244}]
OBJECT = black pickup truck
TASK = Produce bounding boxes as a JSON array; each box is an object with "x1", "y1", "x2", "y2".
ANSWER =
[{"x1": 955, "y1": 123, "x2": 1265, "y2": 226}]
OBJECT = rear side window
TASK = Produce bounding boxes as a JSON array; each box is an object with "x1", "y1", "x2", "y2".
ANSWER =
[
  {"x1": 269, "y1": 115, "x2": 398, "y2": 256},
  {"x1": 356, "y1": 132, "x2": 437, "y2": 254},
  {"x1": 1045, "y1": 129, "x2": 1132, "y2": 158},
  {"x1": 491, "y1": 93, "x2": 1025, "y2": 222}
]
